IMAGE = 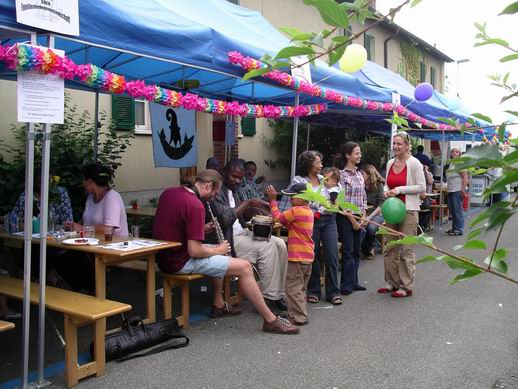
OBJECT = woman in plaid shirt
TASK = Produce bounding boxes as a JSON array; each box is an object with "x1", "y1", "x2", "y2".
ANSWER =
[{"x1": 334, "y1": 142, "x2": 368, "y2": 296}]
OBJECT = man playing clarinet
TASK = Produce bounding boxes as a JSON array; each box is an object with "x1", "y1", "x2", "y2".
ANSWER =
[{"x1": 153, "y1": 169, "x2": 298, "y2": 334}]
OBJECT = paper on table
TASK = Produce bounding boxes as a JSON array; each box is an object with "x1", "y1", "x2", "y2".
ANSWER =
[{"x1": 100, "y1": 240, "x2": 166, "y2": 251}]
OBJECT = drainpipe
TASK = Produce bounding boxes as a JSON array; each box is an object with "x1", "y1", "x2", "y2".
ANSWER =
[{"x1": 383, "y1": 36, "x2": 393, "y2": 69}]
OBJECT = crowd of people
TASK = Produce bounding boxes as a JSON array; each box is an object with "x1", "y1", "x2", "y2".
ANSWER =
[{"x1": 1, "y1": 138, "x2": 472, "y2": 337}]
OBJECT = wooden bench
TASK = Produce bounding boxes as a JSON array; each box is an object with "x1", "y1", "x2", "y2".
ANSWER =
[
  {"x1": 0, "y1": 319, "x2": 15, "y2": 333},
  {"x1": 0, "y1": 275, "x2": 131, "y2": 388},
  {"x1": 116, "y1": 261, "x2": 239, "y2": 329}
]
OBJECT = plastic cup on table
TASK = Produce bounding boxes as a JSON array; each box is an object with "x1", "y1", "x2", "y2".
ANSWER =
[
  {"x1": 104, "y1": 226, "x2": 114, "y2": 242},
  {"x1": 84, "y1": 225, "x2": 95, "y2": 238},
  {"x1": 131, "y1": 225, "x2": 140, "y2": 239}
]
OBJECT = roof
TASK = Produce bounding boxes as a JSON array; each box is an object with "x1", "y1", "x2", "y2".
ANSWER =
[{"x1": 378, "y1": 19, "x2": 454, "y2": 63}]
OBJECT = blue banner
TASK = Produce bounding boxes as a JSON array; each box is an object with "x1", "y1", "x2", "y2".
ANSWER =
[
  {"x1": 150, "y1": 103, "x2": 197, "y2": 168},
  {"x1": 225, "y1": 119, "x2": 236, "y2": 145}
]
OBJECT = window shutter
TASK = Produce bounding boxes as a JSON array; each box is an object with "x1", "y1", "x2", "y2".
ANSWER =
[
  {"x1": 430, "y1": 66, "x2": 436, "y2": 88},
  {"x1": 241, "y1": 118, "x2": 256, "y2": 136},
  {"x1": 364, "y1": 34, "x2": 372, "y2": 61},
  {"x1": 112, "y1": 95, "x2": 135, "y2": 130},
  {"x1": 419, "y1": 61, "x2": 426, "y2": 83}
]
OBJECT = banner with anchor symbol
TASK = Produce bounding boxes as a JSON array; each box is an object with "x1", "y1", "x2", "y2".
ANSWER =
[{"x1": 150, "y1": 103, "x2": 197, "y2": 167}]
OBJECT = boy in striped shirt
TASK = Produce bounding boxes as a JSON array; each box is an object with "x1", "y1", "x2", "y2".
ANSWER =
[{"x1": 267, "y1": 183, "x2": 314, "y2": 326}]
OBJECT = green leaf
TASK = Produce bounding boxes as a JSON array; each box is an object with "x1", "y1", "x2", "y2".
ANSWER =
[
  {"x1": 272, "y1": 61, "x2": 292, "y2": 70},
  {"x1": 411, "y1": 0, "x2": 423, "y2": 7},
  {"x1": 386, "y1": 235, "x2": 420, "y2": 249},
  {"x1": 500, "y1": 54, "x2": 518, "y2": 63},
  {"x1": 484, "y1": 171, "x2": 518, "y2": 196},
  {"x1": 467, "y1": 227, "x2": 484, "y2": 240},
  {"x1": 501, "y1": 91, "x2": 518, "y2": 104},
  {"x1": 450, "y1": 269, "x2": 483, "y2": 284},
  {"x1": 498, "y1": 122, "x2": 507, "y2": 142},
  {"x1": 473, "y1": 21, "x2": 486, "y2": 33},
  {"x1": 500, "y1": 1, "x2": 518, "y2": 15},
  {"x1": 278, "y1": 27, "x2": 309, "y2": 39},
  {"x1": 274, "y1": 46, "x2": 315, "y2": 60},
  {"x1": 503, "y1": 149, "x2": 518, "y2": 163},
  {"x1": 416, "y1": 255, "x2": 441, "y2": 264},
  {"x1": 471, "y1": 113, "x2": 493, "y2": 124},
  {"x1": 332, "y1": 35, "x2": 350, "y2": 43},
  {"x1": 504, "y1": 110, "x2": 518, "y2": 118},
  {"x1": 242, "y1": 67, "x2": 270, "y2": 80},
  {"x1": 484, "y1": 248, "x2": 508, "y2": 273},
  {"x1": 375, "y1": 227, "x2": 394, "y2": 236},
  {"x1": 454, "y1": 239, "x2": 487, "y2": 251},
  {"x1": 303, "y1": 0, "x2": 350, "y2": 28},
  {"x1": 328, "y1": 44, "x2": 346, "y2": 66},
  {"x1": 443, "y1": 256, "x2": 472, "y2": 270},
  {"x1": 437, "y1": 117, "x2": 458, "y2": 126},
  {"x1": 474, "y1": 38, "x2": 510, "y2": 48}
]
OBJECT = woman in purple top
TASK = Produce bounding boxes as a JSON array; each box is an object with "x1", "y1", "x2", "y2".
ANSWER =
[
  {"x1": 334, "y1": 142, "x2": 368, "y2": 296},
  {"x1": 72, "y1": 163, "x2": 128, "y2": 237}
]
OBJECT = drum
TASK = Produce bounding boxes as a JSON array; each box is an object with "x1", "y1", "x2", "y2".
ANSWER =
[{"x1": 251, "y1": 215, "x2": 274, "y2": 241}]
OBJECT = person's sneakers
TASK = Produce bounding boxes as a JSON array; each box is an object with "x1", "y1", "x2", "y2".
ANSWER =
[
  {"x1": 210, "y1": 302, "x2": 241, "y2": 318},
  {"x1": 263, "y1": 316, "x2": 300, "y2": 334},
  {"x1": 354, "y1": 285, "x2": 367, "y2": 291},
  {"x1": 447, "y1": 230, "x2": 463, "y2": 236}
]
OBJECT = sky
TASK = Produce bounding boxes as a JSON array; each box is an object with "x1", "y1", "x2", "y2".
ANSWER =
[{"x1": 377, "y1": 0, "x2": 518, "y2": 136}]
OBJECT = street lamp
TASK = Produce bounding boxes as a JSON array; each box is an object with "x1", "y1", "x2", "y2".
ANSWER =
[{"x1": 456, "y1": 58, "x2": 470, "y2": 97}]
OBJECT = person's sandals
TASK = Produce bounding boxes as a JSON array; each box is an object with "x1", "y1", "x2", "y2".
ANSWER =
[
  {"x1": 210, "y1": 302, "x2": 242, "y2": 318},
  {"x1": 263, "y1": 316, "x2": 300, "y2": 334},
  {"x1": 447, "y1": 230, "x2": 463, "y2": 236},
  {"x1": 391, "y1": 289, "x2": 413, "y2": 298},
  {"x1": 331, "y1": 296, "x2": 342, "y2": 305},
  {"x1": 307, "y1": 295, "x2": 319, "y2": 304},
  {"x1": 377, "y1": 284, "x2": 397, "y2": 294}
]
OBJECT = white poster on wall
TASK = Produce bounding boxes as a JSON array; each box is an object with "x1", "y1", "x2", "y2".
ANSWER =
[
  {"x1": 15, "y1": 0, "x2": 79, "y2": 36},
  {"x1": 291, "y1": 56, "x2": 312, "y2": 84},
  {"x1": 17, "y1": 46, "x2": 65, "y2": 124}
]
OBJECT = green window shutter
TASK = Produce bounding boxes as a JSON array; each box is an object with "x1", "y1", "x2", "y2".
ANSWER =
[
  {"x1": 112, "y1": 95, "x2": 135, "y2": 130},
  {"x1": 419, "y1": 61, "x2": 426, "y2": 83},
  {"x1": 430, "y1": 66, "x2": 436, "y2": 88},
  {"x1": 241, "y1": 117, "x2": 256, "y2": 136},
  {"x1": 364, "y1": 34, "x2": 373, "y2": 61}
]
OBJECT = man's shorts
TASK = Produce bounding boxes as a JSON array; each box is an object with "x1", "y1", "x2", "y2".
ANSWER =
[{"x1": 177, "y1": 255, "x2": 230, "y2": 278}]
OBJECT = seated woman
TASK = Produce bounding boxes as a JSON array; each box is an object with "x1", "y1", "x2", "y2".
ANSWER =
[
  {"x1": 72, "y1": 163, "x2": 128, "y2": 237},
  {"x1": 360, "y1": 164, "x2": 385, "y2": 259}
]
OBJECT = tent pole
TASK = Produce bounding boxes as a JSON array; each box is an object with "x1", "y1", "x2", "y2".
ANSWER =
[
  {"x1": 306, "y1": 123, "x2": 310, "y2": 150},
  {"x1": 93, "y1": 90, "x2": 99, "y2": 161},
  {"x1": 390, "y1": 93, "x2": 400, "y2": 159},
  {"x1": 21, "y1": 34, "x2": 37, "y2": 389},
  {"x1": 290, "y1": 93, "x2": 300, "y2": 181},
  {"x1": 439, "y1": 128, "x2": 446, "y2": 226},
  {"x1": 33, "y1": 34, "x2": 53, "y2": 389}
]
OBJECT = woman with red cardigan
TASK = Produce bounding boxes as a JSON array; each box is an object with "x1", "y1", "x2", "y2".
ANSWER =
[{"x1": 378, "y1": 132, "x2": 426, "y2": 298}]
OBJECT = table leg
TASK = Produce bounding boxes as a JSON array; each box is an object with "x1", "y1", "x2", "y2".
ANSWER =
[
  {"x1": 146, "y1": 254, "x2": 156, "y2": 322},
  {"x1": 95, "y1": 255, "x2": 106, "y2": 300}
]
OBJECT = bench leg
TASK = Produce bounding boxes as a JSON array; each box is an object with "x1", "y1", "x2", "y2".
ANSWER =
[
  {"x1": 64, "y1": 315, "x2": 79, "y2": 388},
  {"x1": 146, "y1": 254, "x2": 156, "y2": 323},
  {"x1": 181, "y1": 281, "x2": 190, "y2": 329},
  {"x1": 93, "y1": 318, "x2": 106, "y2": 377},
  {"x1": 163, "y1": 281, "x2": 172, "y2": 320}
]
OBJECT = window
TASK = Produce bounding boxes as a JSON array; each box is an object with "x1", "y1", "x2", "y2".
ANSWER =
[
  {"x1": 134, "y1": 100, "x2": 151, "y2": 134},
  {"x1": 112, "y1": 95, "x2": 135, "y2": 131},
  {"x1": 419, "y1": 61, "x2": 426, "y2": 83},
  {"x1": 241, "y1": 117, "x2": 256, "y2": 136},
  {"x1": 430, "y1": 66, "x2": 437, "y2": 88},
  {"x1": 364, "y1": 33, "x2": 375, "y2": 61},
  {"x1": 397, "y1": 63, "x2": 407, "y2": 79}
]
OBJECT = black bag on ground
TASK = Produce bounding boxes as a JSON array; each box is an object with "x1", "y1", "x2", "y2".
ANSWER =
[{"x1": 90, "y1": 316, "x2": 189, "y2": 362}]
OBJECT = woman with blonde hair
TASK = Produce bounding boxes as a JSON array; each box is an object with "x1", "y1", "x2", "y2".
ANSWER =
[
  {"x1": 359, "y1": 164, "x2": 385, "y2": 259},
  {"x1": 378, "y1": 132, "x2": 425, "y2": 298}
]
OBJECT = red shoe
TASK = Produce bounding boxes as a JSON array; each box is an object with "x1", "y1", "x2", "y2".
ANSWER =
[
  {"x1": 391, "y1": 289, "x2": 412, "y2": 298},
  {"x1": 377, "y1": 285, "x2": 397, "y2": 294}
]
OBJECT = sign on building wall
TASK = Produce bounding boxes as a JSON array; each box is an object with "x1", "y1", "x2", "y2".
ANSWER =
[
  {"x1": 17, "y1": 45, "x2": 65, "y2": 124},
  {"x1": 291, "y1": 56, "x2": 312, "y2": 84},
  {"x1": 16, "y1": 0, "x2": 79, "y2": 36},
  {"x1": 150, "y1": 103, "x2": 197, "y2": 168}
]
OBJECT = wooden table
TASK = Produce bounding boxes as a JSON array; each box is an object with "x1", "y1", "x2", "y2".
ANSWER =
[
  {"x1": 125, "y1": 206, "x2": 157, "y2": 218},
  {"x1": 0, "y1": 320, "x2": 15, "y2": 333},
  {"x1": 0, "y1": 232, "x2": 180, "y2": 324}
]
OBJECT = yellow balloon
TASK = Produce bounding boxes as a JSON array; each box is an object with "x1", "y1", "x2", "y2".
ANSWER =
[{"x1": 339, "y1": 44, "x2": 368, "y2": 73}]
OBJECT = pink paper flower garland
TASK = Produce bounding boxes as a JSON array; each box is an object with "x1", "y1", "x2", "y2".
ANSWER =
[
  {"x1": 228, "y1": 51, "x2": 472, "y2": 132},
  {"x1": 0, "y1": 44, "x2": 327, "y2": 119}
]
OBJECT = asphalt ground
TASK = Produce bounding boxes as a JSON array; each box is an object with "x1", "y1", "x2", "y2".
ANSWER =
[{"x1": 1, "y1": 204, "x2": 518, "y2": 389}]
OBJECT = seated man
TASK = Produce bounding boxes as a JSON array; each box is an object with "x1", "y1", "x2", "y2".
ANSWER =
[
  {"x1": 205, "y1": 157, "x2": 221, "y2": 172},
  {"x1": 153, "y1": 169, "x2": 298, "y2": 334},
  {"x1": 207, "y1": 160, "x2": 288, "y2": 312},
  {"x1": 236, "y1": 161, "x2": 265, "y2": 202}
]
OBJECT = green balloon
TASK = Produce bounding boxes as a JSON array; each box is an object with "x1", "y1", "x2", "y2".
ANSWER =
[{"x1": 381, "y1": 197, "x2": 407, "y2": 224}]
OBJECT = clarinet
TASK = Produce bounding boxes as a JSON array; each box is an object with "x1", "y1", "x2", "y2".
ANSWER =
[{"x1": 207, "y1": 203, "x2": 231, "y2": 255}]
